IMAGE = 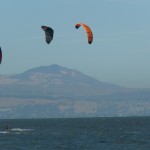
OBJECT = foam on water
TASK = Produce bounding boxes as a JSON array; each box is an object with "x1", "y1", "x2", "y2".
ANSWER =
[
  {"x1": 11, "y1": 128, "x2": 33, "y2": 132},
  {"x1": 0, "y1": 131, "x2": 10, "y2": 134},
  {"x1": 0, "y1": 128, "x2": 34, "y2": 134}
]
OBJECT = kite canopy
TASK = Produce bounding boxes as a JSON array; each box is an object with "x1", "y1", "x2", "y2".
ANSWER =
[
  {"x1": 75, "y1": 23, "x2": 93, "y2": 44},
  {"x1": 41, "y1": 26, "x2": 54, "y2": 44},
  {"x1": 0, "y1": 47, "x2": 2, "y2": 64}
]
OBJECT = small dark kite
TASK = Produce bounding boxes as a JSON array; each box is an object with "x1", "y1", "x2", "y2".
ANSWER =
[{"x1": 41, "y1": 26, "x2": 54, "y2": 44}]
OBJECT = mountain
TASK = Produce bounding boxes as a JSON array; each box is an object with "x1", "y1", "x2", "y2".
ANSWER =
[
  {"x1": 0, "y1": 64, "x2": 126, "y2": 98},
  {"x1": 0, "y1": 64, "x2": 150, "y2": 118}
]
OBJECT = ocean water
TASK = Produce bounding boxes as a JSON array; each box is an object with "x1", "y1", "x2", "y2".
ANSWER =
[{"x1": 0, "y1": 117, "x2": 150, "y2": 150}]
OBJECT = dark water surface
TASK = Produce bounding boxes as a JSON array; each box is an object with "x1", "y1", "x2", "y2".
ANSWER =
[{"x1": 0, "y1": 117, "x2": 150, "y2": 150}]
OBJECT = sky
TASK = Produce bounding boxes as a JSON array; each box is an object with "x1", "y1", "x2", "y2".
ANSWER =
[{"x1": 0, "y1": 0, "x2": 150, "y2": 88}]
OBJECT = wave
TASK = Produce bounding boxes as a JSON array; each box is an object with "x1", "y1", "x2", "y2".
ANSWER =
[
  {"x1": 0, "y1": 128, "x2": 34, "y2": 134},
  {"x1": 0, "y1": 131, "x2": 10, "y2": 134},
  {"x1": 11, "y1": 128, "x2": 33, "y2": 132}
]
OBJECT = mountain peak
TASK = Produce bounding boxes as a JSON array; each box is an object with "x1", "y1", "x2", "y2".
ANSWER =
[
  {"x1": 12, "y1": 64, "x2": 79, "y2": 80},
  {"x1": 27, "y1": 64, "x2": 63, "y2": 74},
  {"x1": 47, "y1": 64, "x2": 65, "y2": 72},
  {"x1": 15, "y1": 64, "x2": 66, "y2": 76}
]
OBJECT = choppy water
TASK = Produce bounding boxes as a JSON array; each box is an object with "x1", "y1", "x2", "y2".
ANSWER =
[{"x1": 0, "y1": 117, "x2": 150, "y2": 150}]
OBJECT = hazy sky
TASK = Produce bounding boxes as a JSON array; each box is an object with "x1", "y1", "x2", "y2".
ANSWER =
[{"x1": 0, "y1": 0, "x2": 150, "y2": 88}]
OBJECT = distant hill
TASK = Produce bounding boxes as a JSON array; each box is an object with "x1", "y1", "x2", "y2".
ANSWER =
[
  {"x1": 0, "y1": 64, "x2": 150, "y2": 118},
  {"x1": 0, "y1": 64, "x2": 126, "y2": 98}
]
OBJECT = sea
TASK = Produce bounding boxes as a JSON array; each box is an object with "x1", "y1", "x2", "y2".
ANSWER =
[{"x1": 0, "y1": 117, "x2": 150, "y2": 150}]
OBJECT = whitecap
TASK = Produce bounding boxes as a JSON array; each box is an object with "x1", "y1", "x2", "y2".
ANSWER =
[
  {"x1": 0, "y1": 131, "x2": 10, "y2": 134},
  {"x1": 11, "y1": 128, "x2": 33, "y2": 132}
]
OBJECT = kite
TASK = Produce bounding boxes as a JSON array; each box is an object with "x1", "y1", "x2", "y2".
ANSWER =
[
  {"x1": 0, "y1": 47, "x2": 2, "y2": 64},
  {"x1": 75, "y1": 23, "x2": 93, "y2": 44},
  {"x1": 41, "y1": 26, "x2": 54, "y2": 44}
]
